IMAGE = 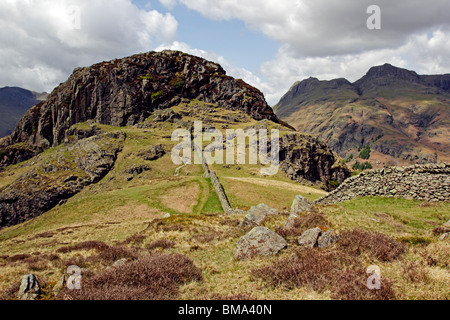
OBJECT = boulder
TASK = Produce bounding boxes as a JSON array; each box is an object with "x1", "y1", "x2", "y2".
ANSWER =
[
  {"x1": 444, "y1": 220, "x2": 450, "y2": 228},
  {"x1": 298, "y1": 227, "x2": 322, "y2": 248},
  {"x1": 18, "y1": 274, "x2": 42, "y2": 300},
  {"x1": 291, "y1": 195, "x2": 313, "y2": 215},
  {"x1": 241, "y1": 204, "x2": 279, "y2": 227},
  {"x1": 440, "y1": 233, "x2": 449, "y2": 241},
  {"x1": 235, "y1": 227, "x2": 287, "y2": 260},
  {"x1": 284, "y1": 214, "x2": 298, "y2": 229},
  {"x1": 317, "y1": 229, "x2": 339, "y2": 248}
]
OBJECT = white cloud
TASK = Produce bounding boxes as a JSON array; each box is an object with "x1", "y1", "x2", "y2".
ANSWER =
[
  {"x1": 260, "y1": 29, "x2": 450, "y2": 105},
  {"x1": 159, "y1": 0, "x2": 178, "y2": 10},
  {"x1": 178, "y1": 0, "x2": 450, "y2": 57},
  {"x1": 0, "y1": 0, "x2": 178, "y2": 92}
]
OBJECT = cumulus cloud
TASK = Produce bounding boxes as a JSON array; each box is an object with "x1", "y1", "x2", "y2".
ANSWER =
[
  {"x1": 178, "y1": 0, "x2": 450, "y2": 57},
  {"x1": 260, "y1": 29, "x2": 450, "y2": 105},
  {"x1": 166, "y1": 0, "x2": 450, "y2": 104},
  {"x1": 0, "y1": 0, "x2": 178, "y2": 92}
]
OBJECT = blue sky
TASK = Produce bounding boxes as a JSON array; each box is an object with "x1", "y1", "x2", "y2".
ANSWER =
[
  {"x1": 132, "y1": 0, "x2": 279, "y2": 73},
  {"x1": 0, "y1": 0, "x2": 449, "y2": 105}
]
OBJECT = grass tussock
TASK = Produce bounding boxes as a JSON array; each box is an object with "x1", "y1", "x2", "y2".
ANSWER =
[
  {"x1": 58, "y1": 254, "x2": 202, "y2": 300},
  {"x1": 419, "y1": 241, "x2": 450, "y2": 268}
]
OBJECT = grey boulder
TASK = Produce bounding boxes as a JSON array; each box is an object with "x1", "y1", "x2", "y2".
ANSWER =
[{"x1": 235, "y1": 227, "x2": 287, "y2": 260}]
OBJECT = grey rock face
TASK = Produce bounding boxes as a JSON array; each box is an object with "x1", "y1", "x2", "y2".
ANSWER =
[
  {"x1": 0, "y1": 132, "x2": 125, "y2": 228},
  {"x1": 18, "y1": 274, "x2": 42, "y2": 300},
  {"x1": 241, "y1": 204, "x2": 279, "y2": 227},
  {"x1": 112, "y1": 258, "x2": 128, "y2": 268},
  {"x1": 0, "y1": 50, "x2": 279, "y2": 167},
  {"x1": 137, "y1": 145, "x2": 165, "y2": 161},
  {"x1": 298, "y1": 227, "x2": 322, "y2": 248},
  {"x1": 235, "y1": 227, "x2": 287, "y2": 260},
  {"x1": 279, "y1": 133, "x2": 350, "y2": 191}
]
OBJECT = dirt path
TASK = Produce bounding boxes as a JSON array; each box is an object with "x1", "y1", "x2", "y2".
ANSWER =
[{"x1": 223, "y1": 177, "x2": 328, "y2": 196}]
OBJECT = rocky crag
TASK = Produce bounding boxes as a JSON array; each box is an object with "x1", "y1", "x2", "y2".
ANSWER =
[
  {"x1": 0, "y1": 50, "x2": 350, "y2": 228},
  {"x1": 280, "y1": 133, "x2": 349, "y2": 190},
  {"x1": 316, "y1": 163, "x2": 450, "y2": 205},
  {"x1": 0, "y1": 50, "x2": 283, "y2": 168},
  {"x1": 0, "y1": 131, "x2": 125, "y2": 228}
]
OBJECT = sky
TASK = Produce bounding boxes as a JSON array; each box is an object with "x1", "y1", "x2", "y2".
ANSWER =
[{"x1": 0, "y1": 0, "x2": 449, "y2": 105}]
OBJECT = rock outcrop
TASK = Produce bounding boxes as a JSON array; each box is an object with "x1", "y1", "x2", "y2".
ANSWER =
[
  {"x1": 0, "y1": 132, "x2": 125, "y2": 228},
  {"x1": 316, "y1": 163, "x2": 450, "y2": 204},
  {"x1": 0, "y1": 50, "x2": 279, "y2": 167},
  {"x1": 280, "y1": 133, "x2": 350, "y2": 190}
]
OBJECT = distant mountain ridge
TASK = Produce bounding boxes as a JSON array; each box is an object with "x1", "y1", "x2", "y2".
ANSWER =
[
  {"x1": 0, "y1": 87, "x2": 48, "y2": 138},
  {"x1": 274, "y1": 64, "x2": 450, "y2": 167}
]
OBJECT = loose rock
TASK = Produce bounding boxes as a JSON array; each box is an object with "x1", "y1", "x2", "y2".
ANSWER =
[
  {"x1": 317, "y1": 229, "x2": 339, "y2": 248},
  {"x1": 298, "y1": 227, "x2": 322, "y2": 248},
  {"x1": 18, "y1": 274, "x2": 42, "y2": 300},
  {"x1": 235, "y1": 227, "x2": 287, "y2": 260},
  {"x1": 241, "y1": 204, "x2": 279, "y2": 227}
]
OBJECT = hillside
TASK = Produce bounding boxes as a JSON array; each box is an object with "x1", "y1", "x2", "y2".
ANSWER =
[
  {"x1": 0, "y1": 52, "x2": 447, "y2": 301},
  {"x1": 0, "y1": 87, "x2": 47, "y2": 138},
  {"x1": 274, "y1": 64, "x2": 450, "y2": 168}
]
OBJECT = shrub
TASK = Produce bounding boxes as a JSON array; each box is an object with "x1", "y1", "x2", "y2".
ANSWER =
[
  {"x1": 352, "y1": 161, "x2": 373, "y2": 171},
  {"x1": 337, "y1": 229, "x2": 406, "y2": 262},
  {"x1": 56, "y1": 241, "x2": 110, "y2": 254},
  {"x1": 252, "y1": 248, "x2": 396, "y2": 300},
  {"x1": 359, "y1": 145, "x2": 371, "y2": 160},
  {"x1": 59, "y1": 254, "x2": 202, "y2": 300},
  {"x1": 147, "y1": 239, "x2": 175, "y2": 251},
  {"x1": 122, "y1": 234, "x2": 146, "y2": 245},
  {"x1": 275, "y1": 212, "x2": 330, "y2": 240}
]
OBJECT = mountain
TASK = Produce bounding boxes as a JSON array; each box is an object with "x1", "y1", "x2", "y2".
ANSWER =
[
  {"x1": 0, "y1": 54, "x2": 448, "y2": 301},
  {"x1": 274, "y1": 64, "x2": 450, "y2": 167},
  {"x1": 0, "y1": 87, "x2": 48, "y2": 138},
  {"x1": 0, "y1": 50, "x2": 349, "y2": 228}
]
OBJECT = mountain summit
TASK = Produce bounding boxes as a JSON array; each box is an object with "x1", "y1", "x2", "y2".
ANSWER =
[
  {"x1": 274, "y1": 64, "x2": 450, "y2": 167},
  {"x1": 0, "y1": 50, "x2": 286, "y2": 167}
]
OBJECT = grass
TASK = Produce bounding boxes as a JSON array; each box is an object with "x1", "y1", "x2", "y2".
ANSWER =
[{"x1": 322, "y1": 197, "x2": 450, "y2": 237}]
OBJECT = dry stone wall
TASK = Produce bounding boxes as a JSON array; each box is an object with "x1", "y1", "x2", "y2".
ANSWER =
[
  {"x1": 316, "y1": 163, "x2": 450, "y2": 205},
  {"x1": 198, "y1": 150, "x2": 233, "y2": 214}
]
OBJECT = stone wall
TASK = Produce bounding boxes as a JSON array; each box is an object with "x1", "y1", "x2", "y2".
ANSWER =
[
  {"x1": 315, "y1": 163, "x2": 450, "y2": 205},
  {"x1": 209, "y1": 170, "x2": 234, "y2": 214},
  {"x1": 198, "y1": 149, "x2": 233, "y2": 214}
]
